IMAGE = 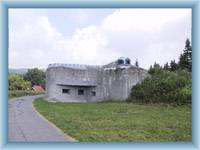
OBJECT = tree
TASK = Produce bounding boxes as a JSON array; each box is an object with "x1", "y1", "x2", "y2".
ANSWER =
[
  {"x1": 9, "y1": 74, "x2": 31, "y2": 90},
  {"x1": 148, "y1": 62, "x2": 163, "y2": 75},
  {"x1": 163, "y1": 62, "x2": 170, "y2": 71},
  {"x1": 24, "y1": 68, "x2": 46, "y2": 88},
  {"x1": 127, "y1": 70, "x2": 191, "y2": 104},
  {"x1": 179, "y1": 38, "x2": 192, "y2": 72},
  {"x1": 170, "y1": 60, "x2": 179, "y2": 71},
  {"x1": 135, "y1": 59, "x2": 139, "y2": 68}
]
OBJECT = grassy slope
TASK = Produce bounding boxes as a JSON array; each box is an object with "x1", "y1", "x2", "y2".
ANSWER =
[{"x1": 33, "y1": 98, "x2": 191, "y2": 142}]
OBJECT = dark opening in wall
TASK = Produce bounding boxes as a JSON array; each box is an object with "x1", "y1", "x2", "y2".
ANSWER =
[
  {"x1": 78, "y1": 89, "x2": 84, "y2": 95},
  {"x1": 92, "y1": 91, "x2": 96, "y2": 96},
  {"x1": 62, "y1": 89, "x2": 70, "y2": 94}
]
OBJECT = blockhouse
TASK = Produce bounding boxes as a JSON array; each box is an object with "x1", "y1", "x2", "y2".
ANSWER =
[{"x1": 46, "y1": 57, "x2": 149, "y2": 102}]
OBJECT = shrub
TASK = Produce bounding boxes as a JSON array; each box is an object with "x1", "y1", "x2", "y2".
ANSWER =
[
  {"x1": 127, "y1": 70, "x2": 191, "y2": 105},
  {"x1": 9, "y1": 90, "x2": 44, "y2": 98},
  {"x1": 9, "y1": 74, "x2": 31, "y2": 90}
]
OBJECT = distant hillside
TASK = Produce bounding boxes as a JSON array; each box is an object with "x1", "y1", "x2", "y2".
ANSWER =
[{"x1": 9, "y1": 68, "x2": 46, "y2": 74}]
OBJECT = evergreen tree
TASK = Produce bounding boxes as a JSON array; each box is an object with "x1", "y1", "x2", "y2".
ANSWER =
[
  {"x1": 153, "y1": 62, "x2": 162, "y2": 69},
  {"x1": 170, "y1": 60, "x2": 179, "y2": 71},
  {"x1": 179, "y1": 38, "x2": 192, "y2": 72},
  {"x1": 149, "y1": 65, "x2": 153, "y2": 73},
  {"x1": 164, "y1": 62, "x2": 169, "y2": 71},
  {"x1": 148, "y1": 62, "x2": 162, "y2": 75}
]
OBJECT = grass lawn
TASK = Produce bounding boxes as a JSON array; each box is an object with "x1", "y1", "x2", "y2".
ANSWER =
[{"x1": 33, "y1": 98, "x2": 191, "y2": 142}]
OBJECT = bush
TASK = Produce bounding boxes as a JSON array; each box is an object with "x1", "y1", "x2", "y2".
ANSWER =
[
  {"x1": 9, "y1": 90, "x2": 44, "y2": 98},
  {"x1": 9, "y1": 74, "x2": 31, "y2": 90},
  {"x1": 127, "y1": 70, "x2": 191, "y2": 105}
]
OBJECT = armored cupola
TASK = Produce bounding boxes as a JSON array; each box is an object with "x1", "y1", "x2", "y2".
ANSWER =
[
  {"x1": 116, "y1": 57, "x2": 131, "y2": 65},
  {"x1": 125, "y1": 58, "x2": 131, "y2": 65}
]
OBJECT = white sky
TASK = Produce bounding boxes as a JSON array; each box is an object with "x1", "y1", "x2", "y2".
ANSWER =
[{"x1": 9, "y1": 8, "x2": 191, "y2": 69}]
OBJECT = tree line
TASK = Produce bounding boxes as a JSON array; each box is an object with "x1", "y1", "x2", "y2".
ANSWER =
[
  {"x1": 9, "y1": 68, "x2": 46, "y2": 91},
  {"x1": 150, "y1": 38, "x2": 192, "y2": 73},
  {"x1": 128, "y1": 38, "x2": 192, "y2": 105}
]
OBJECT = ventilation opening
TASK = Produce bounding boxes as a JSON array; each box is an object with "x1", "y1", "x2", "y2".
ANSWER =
[{"x1": 62, "y1": 89, "x2": 70, "y2": 94}]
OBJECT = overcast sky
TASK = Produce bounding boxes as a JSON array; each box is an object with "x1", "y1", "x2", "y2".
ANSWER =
[{"x1": 9, "y1": 8, "x2": 191, "y2": 69}]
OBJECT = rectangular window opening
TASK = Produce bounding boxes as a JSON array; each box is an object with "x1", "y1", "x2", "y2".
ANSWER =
[
  {"x1": 62, "y1": 89, "x2": 70, "y2": 94},
  {"x1": 78, "y1": 89, "x2": 84, "y2": 95}
]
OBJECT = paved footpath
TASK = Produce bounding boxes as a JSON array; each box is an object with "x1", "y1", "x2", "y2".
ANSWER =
[{"x1": 9, "y1": 95, "x2": 76, "y2": 142}]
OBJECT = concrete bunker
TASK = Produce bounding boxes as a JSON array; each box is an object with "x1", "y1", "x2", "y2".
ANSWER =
[{"x1": 45, "y1": 58, "x2": 149, "y2": 102}]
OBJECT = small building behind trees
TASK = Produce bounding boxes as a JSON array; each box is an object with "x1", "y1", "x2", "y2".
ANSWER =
[{"x1": 32, "y1": 85, "x2": 45, "y2": 93}]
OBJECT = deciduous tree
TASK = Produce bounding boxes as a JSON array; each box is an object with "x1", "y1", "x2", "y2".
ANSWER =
[
  {"x1": 24, "y1": 68, "x2": 46, "y2": 88},
  {"x1": 9, "y1": 74, "x2": 31, "y2": 90}
]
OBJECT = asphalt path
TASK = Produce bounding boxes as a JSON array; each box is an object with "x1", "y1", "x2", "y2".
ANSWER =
[{"x1": 9, "y1": 95, "x2": 76, "y2": 142}]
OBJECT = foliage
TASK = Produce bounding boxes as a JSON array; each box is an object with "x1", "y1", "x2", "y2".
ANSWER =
[
  {"x1": 138, "y1": 38, "x2": 192, "y2": 105},
  {"x1": 170, "y1": 60, "x2": 179, "y2": 71},
  {"x1": 9, "y1": 90, "x2": 44, "y2": 98},
  {"x1": 127, "y1": 70, "x2": 191, "y2": 105},
  {"x1": 161, "y1": 39, "x2": 192, "y2": 72},
  {"x1": 9, "y1": 74, "x2": 31, "y2": 90},
  {"x1": 34, "y1": 98, "x2": 191, "y2": 142},
  {"x1": 163, "y1": 62, "x2": 170, "y2": 71},
  {"x1": 179, "y1": 38, "x2": 192, "y2": 72},
  {"x1": 24, "y1": 68, "x2": 46, "y2": 88},
  {"x1": 148, "y1": 62, "x2": 163, "y2": 75}
]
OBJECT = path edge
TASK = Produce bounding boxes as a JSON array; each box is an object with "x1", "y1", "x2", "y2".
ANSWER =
[{"x1": 31, "y1": 98, "x2": 78, "y2": 142}]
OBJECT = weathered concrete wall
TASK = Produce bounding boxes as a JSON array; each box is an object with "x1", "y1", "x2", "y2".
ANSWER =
[
  {"x1": 45, "y1": 63, "x2": 149, "y2": 102},
  {"x1": 50, "y1": 85, "x2": 91, "y2": 102},
  {"x1": 45, "y1": 66, "x2": 102, "y2": 102},
  {"x1": 99, "y1": 67, "x2": 149, "y2": 101}
]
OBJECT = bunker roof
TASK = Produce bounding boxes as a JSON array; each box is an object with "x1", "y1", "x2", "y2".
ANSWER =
[{"x1": 48, "y1": 63, "x2": 100, "y2": 70}]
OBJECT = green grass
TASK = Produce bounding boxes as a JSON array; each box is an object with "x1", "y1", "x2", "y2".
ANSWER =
[
  {"x1": 9, "y1": 90, "x2": 44, "y2": 98},
  {"x1": 33, "y1": 98, "x2": 191, "y2": 142}
]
